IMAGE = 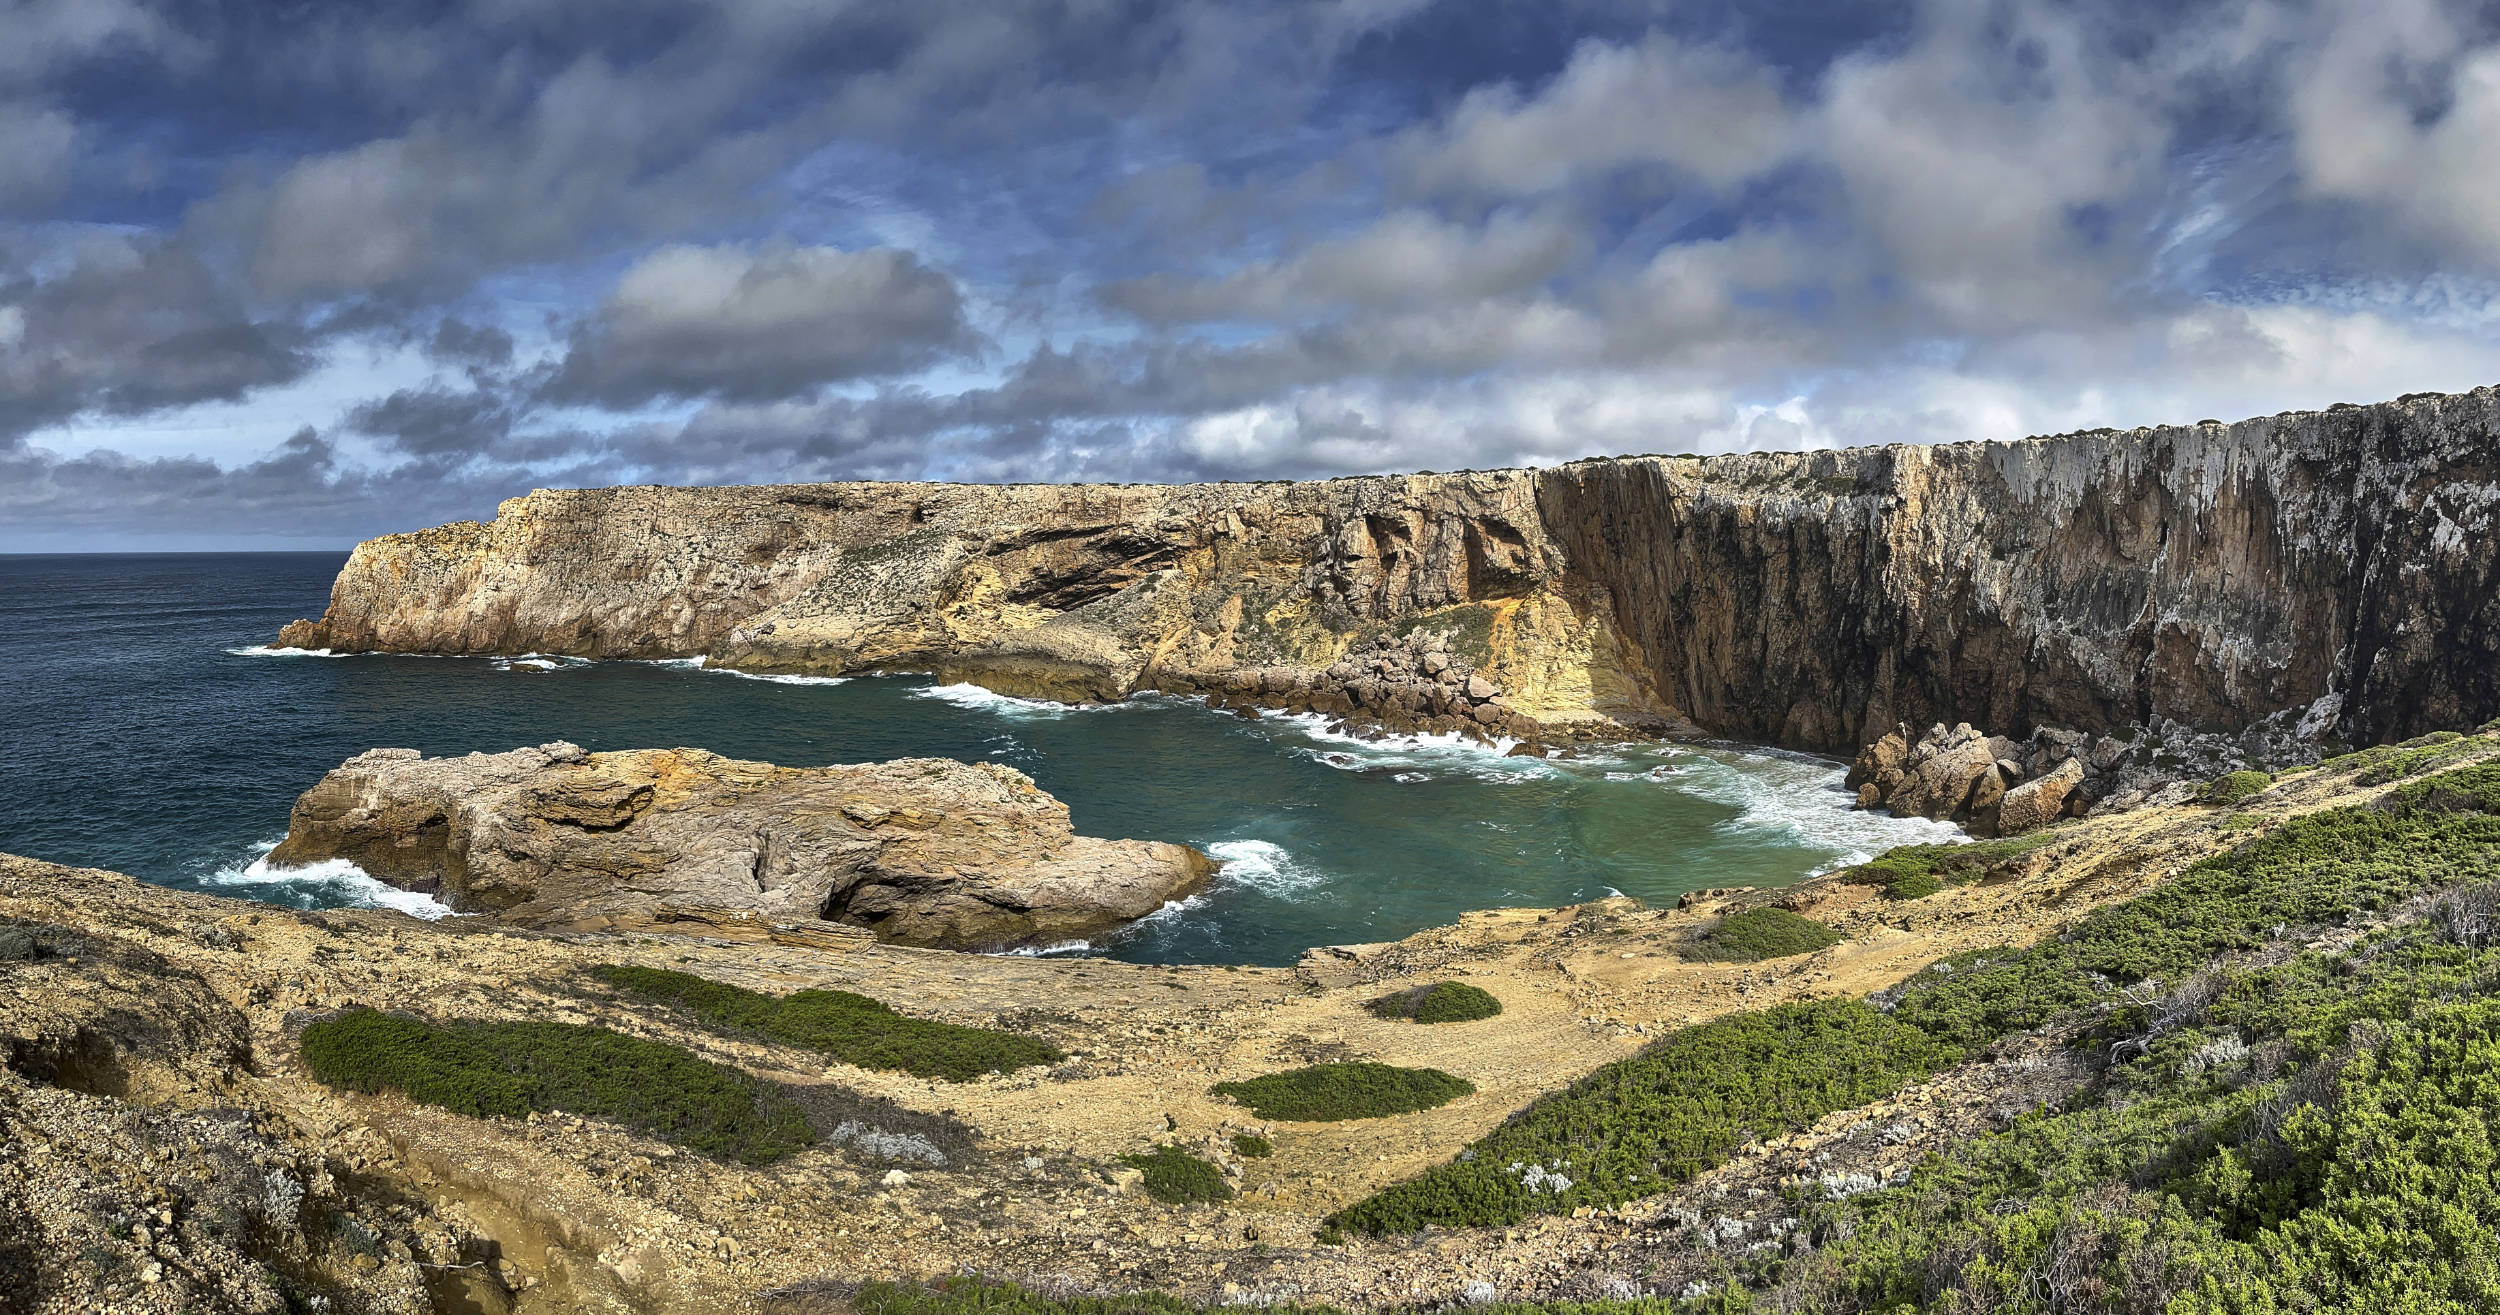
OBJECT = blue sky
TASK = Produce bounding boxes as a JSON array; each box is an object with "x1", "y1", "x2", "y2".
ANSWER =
[{"x1": 5, "y1": 0, "x2": 2499, "y2": 549}]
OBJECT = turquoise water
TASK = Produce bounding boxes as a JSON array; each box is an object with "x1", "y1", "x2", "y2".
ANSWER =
[{"x1": 0, "y1": 554, "x2": 1962, "y2": 965}]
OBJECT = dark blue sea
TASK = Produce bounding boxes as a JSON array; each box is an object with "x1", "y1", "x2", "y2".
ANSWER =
[{"x1": 0, "y1": 553, "x2": 1959, "y2": 965}]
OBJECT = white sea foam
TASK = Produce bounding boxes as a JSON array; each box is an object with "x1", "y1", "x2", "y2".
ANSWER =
[
  {"x1": 225, "y1": 645, "x2": 345, "y2": 658},
  {"x1": 1267, "y1": 710, "x2": 1563, "y2": 785},
  {"x1": 1670, "y1": 749, "x2": 1965, "y2": 868},
  {"x1": 1207, "y1": 839, "x2": 1328, "y2": 899},
  {"x1": 910, "y1": 682, "x2": 1102, "y2": 717},
  {"x1": 991, "y1": 939, "x2": 1097, "y2": 957},
  {"x1": 206, "y1": 843, "x2": 458, "y2": 920},
  {"x1": 703, "y1": 666, "x2": 850, "y2": 686}
]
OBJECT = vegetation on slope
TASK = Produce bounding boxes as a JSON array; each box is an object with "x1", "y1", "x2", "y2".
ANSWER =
[
  {"x1": 1367, "y1": 980, "x2": 1504, "y2": 1023},
  {"x1": 1679, "y1": 907, "x2": 1843, "y2": 962},
  {"x1": 1212, "y1": 1062, "x2": 1475, "y2": 1122},
  {"x1": 1332, "y1": 759, "x2": 2500, "y2": 1247},
  {"x1": 299, "y1": 1009, "x2": 815, "y2": 1164},
  {"x1": 1847, "y1": 832, "x2": 2059, "y2": 900},
  {"x1": 1329, "y1": 1000, "x2": 1952, "y2": 1234},
  {"x1": 1117, "y1": 1146, "x2": 1234, "y2": 1205},
  {"x1": 592, "y1": 963, "x2": 1062, "y2": 1082}
]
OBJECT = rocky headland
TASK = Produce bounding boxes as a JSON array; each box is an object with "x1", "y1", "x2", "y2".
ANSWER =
[
  {"x1": 266, "y1": 744, "x2": 1213, "y2": 950},
  {"x1": 279, "y1": 387, "x2": 2500, "y2": 806}
]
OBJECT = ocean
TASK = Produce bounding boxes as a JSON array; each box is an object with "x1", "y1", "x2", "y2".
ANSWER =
[{"x1": 0, "y1": 552, "x2": 1962, "y2": 965}]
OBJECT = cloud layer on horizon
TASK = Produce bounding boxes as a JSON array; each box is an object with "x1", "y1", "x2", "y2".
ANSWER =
[{"x1": 5, "y1": 0, "x2": 2500, "y2": 547}]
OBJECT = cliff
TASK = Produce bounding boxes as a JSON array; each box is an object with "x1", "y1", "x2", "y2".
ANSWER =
[
  {"x1": 279, "y1": 386, "x2": 2500, "y2": 758},
  {"x1": 266, "y1": 743, "x2": 1214, "y2": 950}
]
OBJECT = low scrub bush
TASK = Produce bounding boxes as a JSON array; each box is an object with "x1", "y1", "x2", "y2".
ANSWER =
[
  {"x1": 299, "y1": 1009, "x2": 813, "y2": 1164},
  {"x1": 1118, "y1": 1145, "x2": 1233, "y2": 1204},
  {"x1": 1230, "y1": 1132, "x2": 1271, "y2": 1158},
  {"x1": 1212, "y1": 1062, "x2": 1474, "y2": 1122},
  {"x1": 2201, "y1": 769, "x2": 2273, "y2": 804},
  {"x1": 1329, "y1": 999, "x2": 1953, "y2": 1233},
  {"x1": 1366, "y1": 980, "x2": 1503, "y2": 1023},
  {"x1": 1849, "y1": 832, "x2": 2056, "y2": 900},
  {"x1": 779, "y1": 1083, "x2": 976, "y2": 1167},
  {"x1": 1680, "y1": 907, "x2": 1843, "y2": 962},
  {"x1": 593, "y1": 964, "x2": 1060, "y2": 1082}
]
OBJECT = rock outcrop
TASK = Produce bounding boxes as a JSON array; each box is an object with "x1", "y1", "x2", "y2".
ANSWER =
[
  {"x1": 279, "y1": 387, "x2": 2500, "y2": 764},
  {"x1": 265, "y1": 744, "x2": 1214, "y2": 949}
]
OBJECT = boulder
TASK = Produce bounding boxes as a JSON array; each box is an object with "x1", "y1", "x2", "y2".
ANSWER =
[
  {"x1": 1996, "y1": 758, "x2": 2085, "y2": 835},
  {"x1": 265, "y1": 744, "x2": 1214, "y2": 951},
  {"x1": 1885, "y1": 723, "x2": 2000, "y2": 820},
  {"x1": 1845, "y1": 728, "x2": 1910, "y2": 791}
]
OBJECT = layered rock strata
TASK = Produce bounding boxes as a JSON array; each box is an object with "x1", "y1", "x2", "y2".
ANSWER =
[
  {"x1": 265, "y1": 744, "x2": 1214, "y2": 949},
  {"x1": 279, "y1": 387, "x2": 2500, "y2": 761}
]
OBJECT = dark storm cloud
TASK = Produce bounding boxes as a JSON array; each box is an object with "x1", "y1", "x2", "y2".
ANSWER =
[
  {"x1": 543, "y1": 244, "x2": 982, "y2": 406},
  {"x1": 0, "y1": 237, "x2": 315, "y2": 443}
]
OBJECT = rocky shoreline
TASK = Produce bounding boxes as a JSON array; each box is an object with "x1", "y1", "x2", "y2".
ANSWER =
[{"x1": 267, "y1": 744, "x2": 1214, "y2": 951}]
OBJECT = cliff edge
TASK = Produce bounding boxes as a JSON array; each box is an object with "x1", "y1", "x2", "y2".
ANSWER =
[{"x1": 279, "y1": 386, "x2": 2500, "y2": 765}]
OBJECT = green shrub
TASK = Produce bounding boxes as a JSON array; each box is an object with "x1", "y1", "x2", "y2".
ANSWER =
[
  {"x1": 593, "y1": 964, "x2": 1060, "y2": 1082},
  {"x1": 1848, "y1": 832, "x2": 2056, "y2": 900},
  {"x1": 1329, "y1": 999, "x2": 1954, "y2": 1233},
  {"x1": 2202, "y1": 770, "x2": 2273, "y2": 804},
  {"x1": 1680, "y1": 907, "x2": 1844, "y2": 962},
  {"x1": 1884, "y1": 869, "x2": 1942, "y2": 900},
  {"x1": 1118, "y1": 1146, "x2": 1233, "y2": 1205},
  {"x1": 1212, "y1": 1062, "x2": 1474, "y2": 1122},
  {"x1": 2220, "y1": 812, "x2": 2265, "y2": 831},
  {"x1": 299, "y1": 1009, "x2": 814, "y2": 1164},
  {"x1": 1366, "y1": 980, "x2": 1503, "y2": 1023},
  {"x1": 1230, "y1": 1132, "x2": 1272, "y2": 1159}
]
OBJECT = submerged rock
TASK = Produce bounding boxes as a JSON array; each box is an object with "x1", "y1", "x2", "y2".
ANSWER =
[{"x1": 266, "y1": 743, "x2": 1214, "y2": 949}]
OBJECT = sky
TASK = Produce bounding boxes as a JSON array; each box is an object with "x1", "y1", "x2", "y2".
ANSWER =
[{"x1": 4, "y1": 0, "x2": 2500, "y2": 550}]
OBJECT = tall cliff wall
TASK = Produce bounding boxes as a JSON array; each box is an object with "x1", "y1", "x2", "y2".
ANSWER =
[{"x1": 280, "y1": 386, "x2": 2500, "y2": 756}]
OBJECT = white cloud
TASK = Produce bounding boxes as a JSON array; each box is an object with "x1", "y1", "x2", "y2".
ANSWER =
[{"x1": 1396, "y1": 33, "x2": 1796, "y2": 196}]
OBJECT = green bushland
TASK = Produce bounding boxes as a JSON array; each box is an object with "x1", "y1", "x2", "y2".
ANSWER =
[
  {"x1": 1333, "y1": 760, "x2": 2500, "y2": 1246},
  {"x1": 1849, "y1": 832, "x2": 2058, "y2": 900},
  {"x1": 849, "y1": 1277, "x2": 1691, "y2": 1315},
  {"x1": 1117, "y1": 1146, "x2": 1233, "y2": 1205},
  {"x1": 1366, "y1": 980, "x2": 1503, "y2": 1023},
  {"x1": 592, "y1": 964, "x2": 1061, "y2": 1082},
  {"x1": 1681, "y1": 907, "x2": 1844, "y2": 962},
  {"x1": 2201, "y1": 769, "x2": 2273, "y2": 804},
  {"x1": 1212, "y1": 1062, "x2": 1474, "y2": 1122},
  {"x1": 1329, "y1": 999, "x2": 1953, "y2": 1234},
  {"x1": 1230, "y1": 1132, "x2": 1272, "y2": 1159},
  {"x1": 299, "y1": 1009, "x2": 814, "y2": 1164}
]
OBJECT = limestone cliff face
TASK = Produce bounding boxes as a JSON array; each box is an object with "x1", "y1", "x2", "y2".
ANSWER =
[{"x1": 281, "y1": 386, "x2": 2500, "y2": 753}]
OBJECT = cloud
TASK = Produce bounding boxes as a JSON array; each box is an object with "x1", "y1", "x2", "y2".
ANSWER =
[
  {"x1": 1104, "y1": 207, "x2": 1588, "y2": 323},
  {"x1": 1395, "y1": 33, "x2": 1797, "y2": 197},
  {"x1": 2284, "y1": 0, "x2": 2500, "y2": 268},
  {"x1": 543, "y1": 242, "x2": 980, "y2": 407},
  {"x1": 0, "y1": 236, "x2": 315, "y2": 443}
]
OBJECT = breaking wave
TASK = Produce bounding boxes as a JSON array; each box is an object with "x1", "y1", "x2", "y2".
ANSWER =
[
  {"x1": 203, "y1": 842, "x2": 458, "y2": 920},
  {"x1": 1669, "y1": 749, "x2": 1965, "y2": 869},
  {"x1": 1206, "y1": 839, "x2": 1329, "y2": 900}
]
